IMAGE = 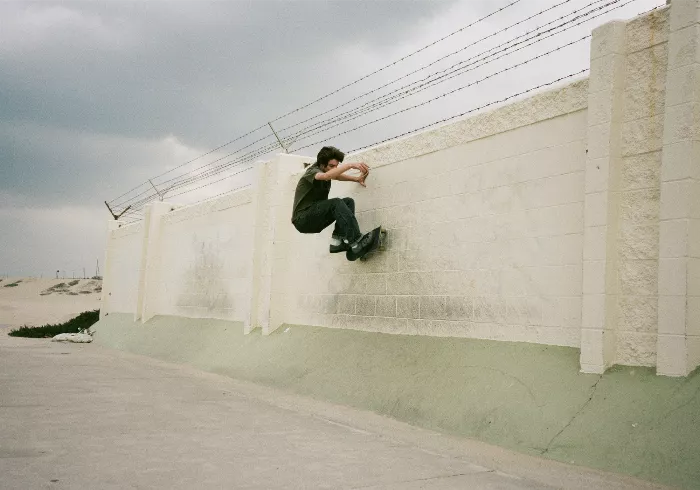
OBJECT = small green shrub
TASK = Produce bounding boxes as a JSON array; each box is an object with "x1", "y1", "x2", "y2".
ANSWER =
[
  {"x1": 4, "y1": 281, "x2": 21, "y2": 288},
  {"x1": 68, "y1": 280, "x2": 79, "y2": 286},
  {"x1": 8, "y1": 310, "x2": 100, "y2": 338}
]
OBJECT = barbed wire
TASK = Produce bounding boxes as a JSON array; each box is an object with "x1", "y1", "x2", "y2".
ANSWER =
[
  {"x1": 122, "y1": 67, "x2": 589, "y2": 220},
  {"x1": 166, "y1": 167, "x2": 255, "y2": 199},
  {"x1": 348, "y1": 68, "x2": 590, "y2": 154},
  {"x1": 113, "y1": 137, "x2": 280, "y2": 212},
  {"x1": 279, "y1": 0, "x2": 627, "y2": 146},
  {"x1": 107, "y1": 124, "x2": 269, "y2": 206},
  {"x1": 276, "y1": 0, "x2": 657, "y2": 155},
  {"x1": 286, "y1": 32, "x2": 593, "y2": 151},
  {"x1": 118, "y1": 182, "x2": 254, "y2": 223},
  {"x1": 106, "y1": 0, "x2": 523, "y2": 208},
  {"x1": 313, "y1": 68, "x2": 590, "y2": 154},
  {"x1": 109, "y1": 131, "x2": 275, "y2": 210},
  {"x1": 119, "y1": 153, "x2": 262, "y2": 216},
  {"x1": 274, "y1": 0, "x2": 599, "y2": 137},
  {"x1": 146, "y1": 0, "x2": 611, "y2": 199},
  {"x1": 266, "y1": 0, "x2": 524, "y2": 125},
  {"x1": 120, "y1": 169, "x2": 256, "y2": 219},
  {"x1": 117, "y1": 35, "x2": 591, "y2": 214},
  {"x1": 109, "y1": 0, "x2": 657, "y2": 220},
  {"x1": 118, "y1": 0, "x2": 618, "y2": 211}
]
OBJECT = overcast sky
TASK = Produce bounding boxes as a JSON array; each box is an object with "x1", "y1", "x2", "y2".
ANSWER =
[{"x1": 0, "y1": 0, "x2": 662, "y2": 277}]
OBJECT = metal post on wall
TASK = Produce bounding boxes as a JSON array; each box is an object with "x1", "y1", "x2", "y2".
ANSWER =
[
  {"x1": 104, "y1": 201, "x2": 131, "y2": 220},
  {"x1": 268, "y1": 122, "x2": 289, "y2": 153},
  {"x1": 148, "y1": 179, "x2": 164, "y2": 201}
]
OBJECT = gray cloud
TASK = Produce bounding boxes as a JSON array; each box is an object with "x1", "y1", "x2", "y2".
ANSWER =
[
  {"x1": 0, "y1": 0, "x2": 662, "y2": 275},
  {"x1": 0, "y1": 1, "x2": 457, "y2": 144}
]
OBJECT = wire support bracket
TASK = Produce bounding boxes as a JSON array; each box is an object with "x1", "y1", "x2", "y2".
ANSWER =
[
  {"x1": 268, "y1": 122, "x2": 289, "y2": 153},
  {"x1": 104, "y1": 201, "x2": 132, "y2": 220},
  {"x1": 149, "y1": 179, "x2": 165, "y2": 201}
]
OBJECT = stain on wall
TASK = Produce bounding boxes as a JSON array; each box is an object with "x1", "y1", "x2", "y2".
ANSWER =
[{"x1": 178, "y1": 236, "x2": 232, "y2": 312}]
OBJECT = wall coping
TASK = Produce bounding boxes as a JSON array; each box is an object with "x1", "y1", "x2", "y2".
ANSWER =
[
  {"x1": 112, "y1": 221, "x2": 143, "y2": 238},
  {"x1": 161, "y1": 187, "x2": 253, "y2": 225}
]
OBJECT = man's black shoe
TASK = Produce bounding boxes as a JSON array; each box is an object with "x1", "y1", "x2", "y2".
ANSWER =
[
  {"x1": 330, "y1": 235, "x2": 350, "y2": 254},
  {"x1": 330, "y1": 242, "x2": 350, "y2": 253},
  {"x1": 346, "y1": 232, "x2": 375, "y2": 261}
]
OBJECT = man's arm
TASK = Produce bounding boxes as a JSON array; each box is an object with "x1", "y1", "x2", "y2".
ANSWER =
[
  {"x1": 315, "y1": 162, "x2": 369, "y2": 181},
  {"x1": 337, "y1": 171, "x2": 369, "y2": 187}
]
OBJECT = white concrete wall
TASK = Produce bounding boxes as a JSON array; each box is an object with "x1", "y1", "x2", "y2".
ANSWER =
[
  {"x1": 100, "y1": 2, "x2": 700, "y2": 376},
  {"x1": 657, "y1": 0, "x2": 700, "y2": 376},
  {"x1": 151, "y1": 190, "x2": 255, "y2": 322},
  {"x1": 101, "y1": 189, "x2": 256, "y2": 325},
  {"x1": 283, "y1": 86, "x2": 588, "y2": 348}
]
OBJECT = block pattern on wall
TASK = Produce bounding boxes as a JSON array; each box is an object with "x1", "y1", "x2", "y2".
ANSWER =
[{"x1": 285, "y1": 110, "x2": 587, "y2": 348}]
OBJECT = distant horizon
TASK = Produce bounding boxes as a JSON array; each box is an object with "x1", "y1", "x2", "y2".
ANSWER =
[{"x1": 1, "y1": 271, "x2": 103, "y2": 280}]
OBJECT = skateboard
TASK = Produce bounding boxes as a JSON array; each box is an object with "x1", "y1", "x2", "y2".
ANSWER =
[
  {"x1": 360, "y1": 226, "x2": 387, "y2": 261},
  {"x1": 346, "y1": 226, "x2": 386, "y2": 262}
]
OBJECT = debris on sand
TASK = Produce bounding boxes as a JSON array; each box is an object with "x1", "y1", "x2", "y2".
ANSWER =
[{"x1": 52, "y1": 333, "x2": 93, "y2": 343}]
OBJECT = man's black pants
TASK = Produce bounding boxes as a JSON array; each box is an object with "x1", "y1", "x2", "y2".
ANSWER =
[{"x1": 292, "y1": 197, "x2": 361, "y2": 243}]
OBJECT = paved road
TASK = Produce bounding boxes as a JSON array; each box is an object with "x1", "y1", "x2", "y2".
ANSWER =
[{"x1": 0, "y1": 333, "x2": 667, "y2": 490}]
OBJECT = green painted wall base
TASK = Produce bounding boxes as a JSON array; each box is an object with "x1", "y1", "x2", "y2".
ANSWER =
[{"x1": 94, "y1": 314, "x2": 700, "y2": 489}]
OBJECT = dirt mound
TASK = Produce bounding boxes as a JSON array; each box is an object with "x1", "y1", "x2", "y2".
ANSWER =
[{"x1": 40, "y1": 279, "x2": 102, "y2": 296}]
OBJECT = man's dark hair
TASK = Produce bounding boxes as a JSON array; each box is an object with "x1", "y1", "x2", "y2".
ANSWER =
[{"x1": 317, "y1": 146, "x2": 345, "y2": 169}]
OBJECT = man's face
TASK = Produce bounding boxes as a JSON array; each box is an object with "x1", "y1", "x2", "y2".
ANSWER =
[{"x1": 324, "y1": 159, "x2": 340, "y2": 171}]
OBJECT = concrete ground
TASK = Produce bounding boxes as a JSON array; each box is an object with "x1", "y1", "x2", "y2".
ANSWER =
[
  {"x1": 93, "y1": 315, "x2": 700, "y2": 488},
  {"x1": 0, "y1": 332, "x2": 669, "y2": 490}
]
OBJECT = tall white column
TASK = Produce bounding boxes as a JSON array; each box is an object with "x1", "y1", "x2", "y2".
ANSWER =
[
  {"x1": 580, "y1": 21, "x2": 627, "y2": 373},
  {"x1": 99, "y1": 220, "x2": 122, "y2": 319},
  {"x1": 136, "y1": 201, "x2": 171, "y2": 323},
  {"x1": 248, "y1": 154, "x2": 309, "y2": 335}
]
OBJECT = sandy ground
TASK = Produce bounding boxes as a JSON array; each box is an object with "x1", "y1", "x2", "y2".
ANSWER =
[{"x1": 0, "y1": 277, "x2": 102, "y2": 331}]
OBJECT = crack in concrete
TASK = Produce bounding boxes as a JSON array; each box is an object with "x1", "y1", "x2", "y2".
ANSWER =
[
  {"x1": 661, "y1": 383, "x2": 700, "y2": 419},
  {"x1": 540, "y1": 375, "x2": 603, "y2": 455},
  {"x1": 461, "y1": 365, "x2": 541, "y2": 407}
]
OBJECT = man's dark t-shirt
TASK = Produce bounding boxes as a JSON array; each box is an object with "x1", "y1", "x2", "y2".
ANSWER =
[{"x1": 292, "y1": 163, "x2": 331, "y2": 222}]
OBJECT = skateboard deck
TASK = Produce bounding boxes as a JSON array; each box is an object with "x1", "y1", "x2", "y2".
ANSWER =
[{"x1": 359, "y1": 227, "x2": 387, "y2": 261}]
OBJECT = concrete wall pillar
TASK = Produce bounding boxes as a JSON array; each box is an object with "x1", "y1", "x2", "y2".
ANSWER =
[
  {"x1": 99, "y1": 220, "x2": 122, "y2": 320},
  {"x1": 657, "y1": 0, "x2": 700, "y2": 376},
  {"x1": 580, "y1": 21, "x2": 627, "y2": 373},
  {"x1": 136, "y1": 201, "x2": 171, "y2": 323},
  {"x1": 248, "y1": 154, "x2": 309, "y2": 335}
]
